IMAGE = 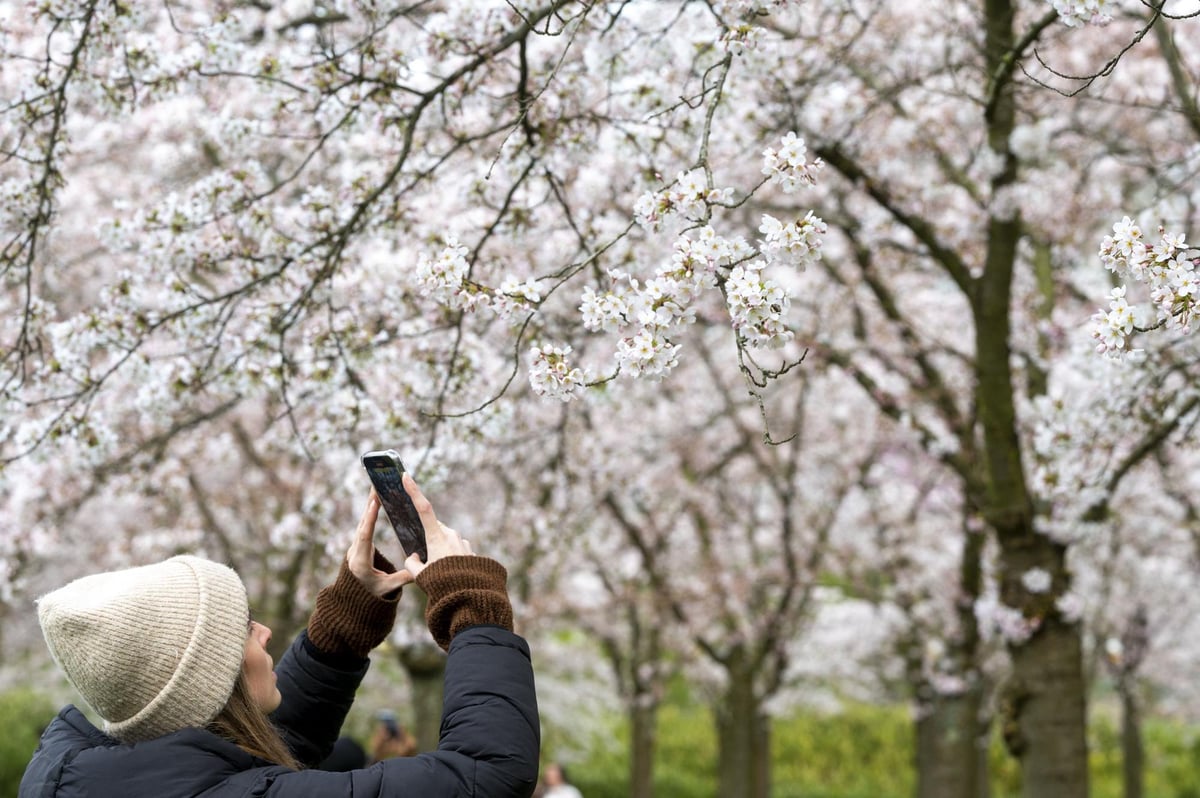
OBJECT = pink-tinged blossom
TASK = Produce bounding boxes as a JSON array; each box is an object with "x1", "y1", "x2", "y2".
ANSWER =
[
  {"x1": 759, "y1": 211, "x2": 826, "y2": 270},
  {"x1": 1022, "y1": 568, "x2": 1053, "y2": 595},
  {"x1": 1055, "y1": 592, "x2": 1085, "y2": 623},
  {"x1": 761, "y1": 132, "x2": 823, "y2": 194},
  {"x1": 528, "y1": 343, "x2": 589, "y2": 401},
  {"x1": 1090, "y1": 286, "x2": 1137, "y2": 357},
  {"x1": 615, "y1": 328, "x2": 681, "y2": 379},
  {"x1": 976, "y1": 597, "x2": 1041, "y2": 645},
  {"x1": 416, "y1": 238, "x2": 470, "y2": 305},
  {"x1": 725, "y1": 261, "x2": 793, "y2": 348},
  {"x1": 1049, "y1": 0, "x2": 1114, "y2": 27},
  {"x1": 1094, "y1": 220, "x2": 1198, "y2": 356},
  {"x1": 633, "y1": 168, "x2": 734, "y2": 233},
  {"x1": 719, "y1": 24, "x2": 763, "y2": 56}
]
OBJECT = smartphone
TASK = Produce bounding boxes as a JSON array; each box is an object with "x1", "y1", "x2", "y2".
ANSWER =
[
  {"x1": 361, "y1": 449, "x2": 427, "y2": 561},
  {"x1": 375, "y1": 709, "x2": 400, "y2": 738}
]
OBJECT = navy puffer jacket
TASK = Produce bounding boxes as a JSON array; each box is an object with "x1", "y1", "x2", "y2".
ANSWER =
[{"x1": 19, "y1": 625, "x2": 539, "y2": 797}]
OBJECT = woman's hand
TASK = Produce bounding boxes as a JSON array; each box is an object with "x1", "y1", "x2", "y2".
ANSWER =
[
  {"x1": 347, "y1": 490, "x2": 414, "y2": 599},
  {"x1": 401, "y1": 472, "x2": 473, "y2": 579}
]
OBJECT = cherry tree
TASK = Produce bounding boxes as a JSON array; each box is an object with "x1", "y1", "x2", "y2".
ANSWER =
[
  {"x1": 4, "y1": 2, "x2": 1200, "y2": 797},
  {"x1": 830, "y1": 444, "x2": 1002, "y2": 798},
  {"x1": 520, "y1": 331, "x2": 882, "y2": 798},
  {"x1": 1060, "y1": 441, "x2": 1200, "y2": 798},
  {"x1": 742, "y1": 1, "x2": 1200, "y2": 796},
  {"x1": 1, "y1": 0, "x2": 821, "y2": 474},
  {"x1": 0, "y1": 0, "x2": 821, "y2": 608}
]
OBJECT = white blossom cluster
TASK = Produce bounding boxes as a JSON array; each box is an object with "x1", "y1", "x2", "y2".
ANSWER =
[
  {"x1": 528, "y1": 343, "x2": 590, "y2": 401},
  {"x1": 1091, "y1": 286, "x2": 1139, "y2": 358},
  {"x1": 975, "y1": 595, "x2": 1041, "y2": 645},
  {"x1": 415, "y1": 238, "x2": 543, "y2": 321},
  {"x1": 1055, "y1": 591, "x2": 1086, "y2": 623},
  {"x1": 1027, "y1": 387, "x2": 1117, "y2": 530},
  {"x1": 1023, "y1": 352, "x2": 1186, "y2": 545},
  {"x1": 759, "y1": 211, "x2": 826, "y2": 269},
  {"x1": 1021, "y1": 567, "x2": 1053, "y2": 594},
  {"x1": 1048, "y1": 0, "x2": 1115, "y2": 27},
  {"x1": 416, "y1": 237, "x2": 471, "y2": 306},
  {"x1": 493, "y1": 275, "x2": 544, "y2": 320},
  {"x1": 633, "y1": 168, "x2": 734, "y2": 233},
  {"x1": 578, "y1": 231, "x2": 725, "y2": 379},
  {"x1": 761, "y1": 132, "x2": 823, "y2": 194},
  {"x1": 0, "y1": 177, "x2": 40, "y2": 231},
  {"x1": 615, "y1": 328, "x2": 682, "y2": 378},
  {"x1": 8, "y1": 0, "x2": 827, "y2": 424},
  {"x1": 719, "y1": 24, "x2": 764, "y2": 56},
  {"x1": 725, "y1": 260, "x2": 794, "y2": 348},
  {"x1": 1092, "y1": 216, "x2": 1197, "y2": 357},
  {"x1": 580, "y1": 225, "x2": 786, "y2": 380},
  {"x1": 713, "y1": 0, "x2": 792, "y2": 17},
  {"x1": 560, "y1": 131, "x2": 825, "y2": 395}
]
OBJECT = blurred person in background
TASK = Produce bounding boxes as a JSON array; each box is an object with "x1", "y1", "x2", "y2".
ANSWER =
[
  {"x1": 19, "y1": 475, "x2": 539, "y2": 797},
  {"x1": 539, "y1": 761, "x2": 584, "y2": 798},
  {"x1": 368, "y1": 709, "x2": 418, "y2": 762}
]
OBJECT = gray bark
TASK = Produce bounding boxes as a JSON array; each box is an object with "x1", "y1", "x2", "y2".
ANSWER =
[
  {"x1": 916, "y1": 689, "x2": 986, "y2": 798},
  {"x1": 715, "y1": 653, "x2": 770, "y2": 798},
  {"x1": 396, "y1": 640, "x2": 446, "y2": 753},
  {"x1": 629, "y1": 700, "x2": 658, "y2": 798}
]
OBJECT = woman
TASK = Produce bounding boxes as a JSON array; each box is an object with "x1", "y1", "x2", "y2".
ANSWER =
[{"x1": 20, "y1": 474, "x2": 539, "y2": 797}]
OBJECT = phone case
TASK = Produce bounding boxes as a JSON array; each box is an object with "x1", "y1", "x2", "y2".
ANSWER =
[{"x1": 361, "y1": 449, "x2": 428, "y2": 560}]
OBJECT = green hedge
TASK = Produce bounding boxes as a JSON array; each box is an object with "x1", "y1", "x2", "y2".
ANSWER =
[
  {"x1": 554, "y1": 703, "x2": 1200, "y2": 798},
  {"x1": 564, "y1": 704, "x2": 915, "y2": 798},
  {"x1": 7, "y1": 688, "x2": 1200, "y2": 798},
  {"x1": 1087, "y1": 714, "x2": 1200, "y2": 798},
  {"x1": 0, "y1": 689, "x2": 57, "y2": 796}
]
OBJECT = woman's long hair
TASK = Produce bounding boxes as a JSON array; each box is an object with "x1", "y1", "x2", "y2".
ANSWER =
[{"x1": 207, "y1": 672, "x2": 302, "y2": 770}]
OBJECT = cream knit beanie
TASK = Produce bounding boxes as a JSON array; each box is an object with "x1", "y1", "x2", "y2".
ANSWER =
[{"x1": 37, "y1": 555, "x2": 249, "y2": 743}]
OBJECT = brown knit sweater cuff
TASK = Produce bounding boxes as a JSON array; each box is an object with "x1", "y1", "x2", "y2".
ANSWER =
[
  {"x1": 307, "y1": 551, "x2": 401, "y2": 659},
  {"x1": 417, "y1": 556, "x2": 513, "y2": 651}
]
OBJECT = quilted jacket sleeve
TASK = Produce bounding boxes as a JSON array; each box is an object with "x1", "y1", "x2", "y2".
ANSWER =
[
  {"x1": 254, "y1": 626, "x2": 539, "y2": 798},
  {"x1": 269, "y1": 632, "x2": 369, "y2": 767}
]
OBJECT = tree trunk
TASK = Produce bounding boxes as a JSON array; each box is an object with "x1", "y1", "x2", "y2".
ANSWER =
[
  {"x1": 629, "y1": 698, "x2": 658, "y2": 798},
  {"x1": 916, "y1": 688, "x2": 985, "y2": 798},
  {"x1": 1000, "y1": 612, "x2": 1088, "y2": 798},
  {"x1": 911, "y1": 509, "x2": 990, "y2": 798},
  {"x1": 396, "y1": 641, "x2": 446, "y2": 753},
  {"x1": 1119, "y1": 677, "x2": 1144, "y2": 798},
  {"x1": 715, "y1": 654, "x2": 770, "y2": 798},
  {"x1": 977, "y1": 732, "x2": 992, "y2": 798},
  {"x1": 977, "y1": 0, "x2": 1089, "y2": 793}
]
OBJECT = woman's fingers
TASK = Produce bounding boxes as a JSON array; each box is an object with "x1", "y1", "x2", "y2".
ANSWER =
[
  {"x1": 347, "y1": 490, "x2": 416, "y2": 598},
  {"x1": 404, "y1": 552, "x2": 426, "y2": 579},
  {"x1": 399, "y1": 474, "x2": 476, "y2": 572},
  {"x1": 349, "y1": 491, "x2": 382, "y2": 565},
  {"x1": 402, "y1": 472, "x2": 441, "y2": 540},
  {"x1": 389, "y1": 569, "x2": 415, "y2": 590}
]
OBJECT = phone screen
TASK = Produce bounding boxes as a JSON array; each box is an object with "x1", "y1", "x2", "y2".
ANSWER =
[{"x1": 361, "y1": 450, "x2": 428, "y2": 561}]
